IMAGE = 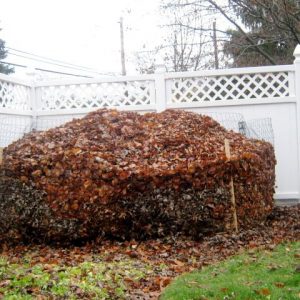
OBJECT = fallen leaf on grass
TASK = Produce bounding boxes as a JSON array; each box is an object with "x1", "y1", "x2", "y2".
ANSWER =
[
  {"x1": 0, "y1": 280, "x2": 10, "y2": 287},
  {"x1": 268, "y1": 264, "x2": 280, "y2": 272},
  {"x1": 274, "y1": 282, "x2": 285, "y2": 288},
  {"x1": 26, "y1": 287, "x2": 41, "y2": 294},
  {"x1": 43, "y1": 263, "x2": 54, "y2": 271},
  {"x1": 256, "y1": 288, "x2": 271, "y2": 296},
  {"x1": 160, "y1": 277, "x2": 172, "y2": 288}
]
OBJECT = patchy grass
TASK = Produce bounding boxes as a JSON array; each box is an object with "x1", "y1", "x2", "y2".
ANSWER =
[
  {"x1": 0, "y1": 252, "x2": 158, "y2": 299},
  {"x1": 161, "y1": 242, "x2": 300, "y2": 300}
]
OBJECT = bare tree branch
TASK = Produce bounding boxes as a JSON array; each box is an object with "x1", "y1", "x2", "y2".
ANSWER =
[{"x1": 207, "y1": 0, "x2": 277, "y2": 65}]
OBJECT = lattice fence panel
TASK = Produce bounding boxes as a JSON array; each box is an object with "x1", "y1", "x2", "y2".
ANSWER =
[
  {"x1": 37, "y1": 81, "x2": 154, "y2": 111},
  {"x1": 0, "y1": 80, "x2": 31, "y2": 110},
  {"x1": 168, "y1": 72, "x2": 289, "y2": 104}
]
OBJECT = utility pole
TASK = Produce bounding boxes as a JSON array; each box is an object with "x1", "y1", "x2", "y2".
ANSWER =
[
  {"x1": 213, "y1": 20, "x2": 219, "y2": 70},
  {"x1": 119, "y1": 17, "x2": 126, "y2": 76},
  {"x1": 173, "y1": 34, "x2": 178, "y2": 72}
]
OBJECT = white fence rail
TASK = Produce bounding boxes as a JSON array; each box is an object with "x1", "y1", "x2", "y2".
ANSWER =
[{"x1": 1, "y1": 46, "x2": 300, "y2": 202}]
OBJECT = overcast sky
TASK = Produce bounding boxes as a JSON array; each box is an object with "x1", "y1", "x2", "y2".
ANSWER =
[{"x1": 0, "y1": 0, "x2": 164, "y2": 78}]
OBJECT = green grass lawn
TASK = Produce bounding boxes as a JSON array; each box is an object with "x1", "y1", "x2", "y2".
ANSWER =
[{"x1": 161, "y1": 242, "x2": 300, "y2": 300}]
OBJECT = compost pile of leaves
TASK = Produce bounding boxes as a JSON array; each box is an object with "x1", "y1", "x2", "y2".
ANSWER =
[{"x1": 1, "y1": 109, "x2": 276, "y2": 243}]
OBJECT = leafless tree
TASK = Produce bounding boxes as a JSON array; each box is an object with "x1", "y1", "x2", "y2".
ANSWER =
[
  {"x1": 135, "y1": 0, "x2": 218, "y2": 73},
  {"x1": 162, "y1": 0, "x2": 300, "y2": 67}
]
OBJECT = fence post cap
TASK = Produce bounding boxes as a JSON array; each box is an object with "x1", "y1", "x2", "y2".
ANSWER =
[{"x1": 293, "y1": 44, "x2": 300, "y2": 61}]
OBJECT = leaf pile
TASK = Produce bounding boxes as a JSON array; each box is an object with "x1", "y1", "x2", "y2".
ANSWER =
[{"x1": 1, "y1": 109, "x2": 276, "y2": 243}]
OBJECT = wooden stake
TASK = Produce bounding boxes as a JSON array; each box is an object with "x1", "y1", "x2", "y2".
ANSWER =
[
  {"x1": 224, "y1": 139, "x2": 238, "y2": 233},
  {"x1": 0, "y1": 147, "x2": 3, "y2": 165}
]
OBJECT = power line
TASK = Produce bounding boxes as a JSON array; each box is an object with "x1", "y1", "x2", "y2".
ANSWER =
[
  {"x1": 7, "y1": 47, "x2": 101, "y2": 73},
  {"x1": 0, "y1": 61, "x2": 93, "y2": 78},
  {"x1": 7, "y1": 51, "x2": 104, "y2": 75}
]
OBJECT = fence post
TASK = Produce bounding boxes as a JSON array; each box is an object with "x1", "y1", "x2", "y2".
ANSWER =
[
  {"x1": 155, "y1": 61, "x2": 167, "y2": 112},
  {"x1": 293, "y1": 44, "x2": 300, "y2": 202},
  {"x1": 27, "y1": 68, "x2": 38, "y2": 130},
  {"x1": 30, "y1": 83, "x2": 37, "y2": 130}
]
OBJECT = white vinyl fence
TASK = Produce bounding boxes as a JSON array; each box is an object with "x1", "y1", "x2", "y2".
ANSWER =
[{"x1": 1, "y1": 45, "x2": 300, "y2": 202}]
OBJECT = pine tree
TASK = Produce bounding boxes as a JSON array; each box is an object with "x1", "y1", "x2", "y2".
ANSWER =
[
  {"x1": 223, "y1": 0, "x2": 300, "y2": 66},
  {"x1": 0, "y1": 30, "x2": 14, "y2": 74}
]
